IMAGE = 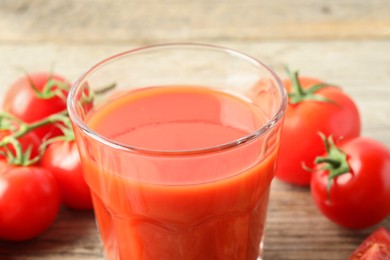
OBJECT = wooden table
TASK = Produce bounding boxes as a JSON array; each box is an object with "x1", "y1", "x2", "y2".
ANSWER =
[{"x1": 0, "y1": 0, "x2": 389, "y2": 259}]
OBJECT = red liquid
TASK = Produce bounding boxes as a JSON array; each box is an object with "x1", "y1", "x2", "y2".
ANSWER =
[{"x1": 81, "y1": 86, "x2": 278, "y2": 259}]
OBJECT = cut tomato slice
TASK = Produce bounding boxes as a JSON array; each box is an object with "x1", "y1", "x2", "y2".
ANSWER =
[{"x1": 349, "y1": 227, "x2": 390, "y2": 260}]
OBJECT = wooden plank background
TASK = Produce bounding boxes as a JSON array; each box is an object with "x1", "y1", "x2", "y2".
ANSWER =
[
  {"x1": 0, "y1": 0, "x2": 389, "y2": 259},
  {"x1": 1, "y1": 0, "x2": 390, "y2": 43}
]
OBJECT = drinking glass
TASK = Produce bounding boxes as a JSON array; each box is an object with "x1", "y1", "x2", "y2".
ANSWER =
[{"x1": 68, "y1": 43, "x2": 287, "y2": 260}]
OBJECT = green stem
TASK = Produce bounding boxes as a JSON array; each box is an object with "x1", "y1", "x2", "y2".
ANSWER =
[
  {"x1": 95, "y1": 83, "x2": 117, "y2": 95},
  {"x1": 7, "y1": 137, "x2": 23, "y2": 165},
  {"x1": 0, "y1": 81, "x2": 114, "y2": 167},
  {"x1": 314, "y1": 157, "x2": 341, "y2": 169},
  {"x1": 313, "y1": 135, "x2": 350, "y2": 198},
  {"x1": 286, "y1": 68, "x2": 335, "y2": 105},
  {"x1": 27, "y1": 110, "x2": 69, "y2": 134},
  {"x1": 0, "y1": 110, "x2": 69, "y2": 147},
  {"x1": 29, "y1": 74, "x2": 70, "y2": 101},
  {"x1": 0, "y1": 112, "x2": 24, "y2": 128},
  {"x1": 0, "y1": 109, "x2": 73, "y2": 166},
  {"x1": 82, "y1": 82, "x2": 117, "y2": 103},
  {"x1": 288, "y1": 69, "x2": 305, "y2": 97}
]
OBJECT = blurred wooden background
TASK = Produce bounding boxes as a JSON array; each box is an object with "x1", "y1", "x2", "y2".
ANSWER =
[
  {"x1": 0, "y1": 0, "x2": 389, "y2": 259},
  {"x1": 1, "y1": 0, "x2": 390, "y2": 42}
]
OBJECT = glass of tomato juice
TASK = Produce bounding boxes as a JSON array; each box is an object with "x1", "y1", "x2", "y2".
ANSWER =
[{"x1": 68, "y1": 43, "x2": 287, "y2": 260}]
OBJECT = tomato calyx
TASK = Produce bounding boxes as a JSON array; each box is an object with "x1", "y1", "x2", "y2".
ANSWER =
[
  {"x1": 287, "y1": 68, "x2": 335, "y2": 105},
  {"x1": 42, "y1": 83, "x2": 116, "y2": 145},
  {"x1": 0, "y1": 137, "x2": 37, "y2": 166},
  {"x1": 314, "y1": 133, "x2": 350, "y2": 195},
  {"x1": 41, "y1": 116, "x2": 75, "y2": 149},
  {"x1": 0, "y1": 110, "x2": 70, "y2": 166},
  {"x1": 0, "y1": 113, "x2": 22, "y2": 132},
  {"x1": 26, "y1": 73, "x2": 70, "y2": 101},
  {"x1": 81, "y1": 82, "x2": 116, "y2": 103}
]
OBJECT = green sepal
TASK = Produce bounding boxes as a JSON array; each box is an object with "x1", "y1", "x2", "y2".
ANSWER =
[
  {"x1": 79, "y1": 82, "x2": 117, "y2": 106},
  {"x1": 0, "y1": 110, "x2": 71, "y2": 166},
  {"x1": 1, "y1": 137, "x2": 38, "y2": 167},
  {"x1": 26, "y1": 73, "x2": 70, "y2": 101},
  {"x1": 54, "y1": 115, "x2": 75, "y2": 142},
  {"x1": 314, "y1": 133, "x2": 350, "y2": 198},
  {"x1": 286, "y1": 68, "x2": 336, "y2": 105}
]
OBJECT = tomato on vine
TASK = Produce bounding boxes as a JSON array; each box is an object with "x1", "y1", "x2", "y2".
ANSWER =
[
  {"x1": 0, "y1": 112, "x2": 41, "y2": 162},
  {"x1": 0, "y1": 162, "x2": 61, "y2": 241},
  {"x1": 0, "y1": 111, "x2": 70, "y2": 241},
  {"x1": 0, "y1": 73, "x2": 112, "y2": 240},
  {"x1": 41, "y1": 119, "x2": 93, "y2": 210},
  {"x1": 3, "y1": 72, "x2": 70, "y2": 140},
  {"x1": 0, "y1": 130, "x2": 40, "y2": 162},
  {"x1": 276, "y1": 69, "x2": 361, "y2": 185}
]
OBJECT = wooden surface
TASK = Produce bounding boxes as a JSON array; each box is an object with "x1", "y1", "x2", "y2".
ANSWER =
[{"x1": 0, "y1": 0, "x2": 390, "y2": 259}]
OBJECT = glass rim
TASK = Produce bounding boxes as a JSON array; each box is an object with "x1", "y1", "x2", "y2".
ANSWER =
[{"x1": 67, "y1": 43, "x2": 287, "y2": 156}]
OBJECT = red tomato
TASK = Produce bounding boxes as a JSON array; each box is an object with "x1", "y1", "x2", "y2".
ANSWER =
[
  {"x1": 311, "y1": 137, "x2": 390, "y2": 229},
  {"x1": 41, "y1": 140, "x2": 93, "y2": 210},
  {"x1": 3, "y1": 72, "x2": 70, "y2": 140},
  {"x1": 349, "y1": 227, "x2": 390, "y2": 259},
  {"x1": 0, "y1": 163, "x2": 61, "y2": 241},
  {"x1": 276, "y1": 75, "x2": 361, "y2": 185}
]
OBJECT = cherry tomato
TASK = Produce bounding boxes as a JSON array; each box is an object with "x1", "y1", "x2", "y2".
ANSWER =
[
  {"x1": 276, "y1": 73, "x2": 361, "y2": 185},
  {"x1": 0, "y1": 163, "x2": 61, "y2": 241},
  {"x1": 41, "y1": 140, "x2": 93, "y2": 210},
  {"x1": 311, "y1": 137, "x2": 390, "y2": 229},
  {"x1": 349, "y1": 227, "x2": 390, "y2": 259},
  {"x1": 3, "y1": 72, "x2": 70, "y2": 140}
]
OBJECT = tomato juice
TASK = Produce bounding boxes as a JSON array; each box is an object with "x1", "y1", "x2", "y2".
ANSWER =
[{"x1": 80, "y1": 86, "x2": 280, "y2": 259}]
